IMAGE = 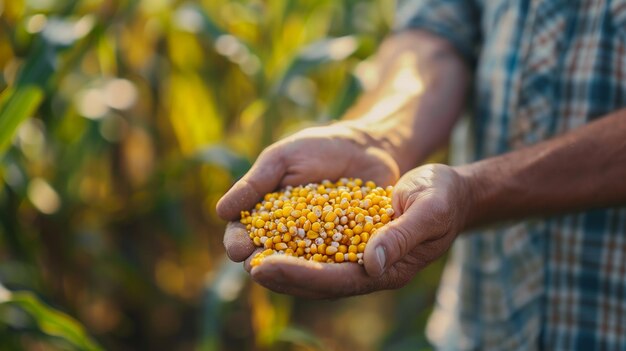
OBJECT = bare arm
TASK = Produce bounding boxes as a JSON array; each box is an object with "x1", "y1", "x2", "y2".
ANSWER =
[
  {"x1": 459, "y1": 110, "x2": 626, "y2": 229},
  {"x1": 342, "y1": 30, "x2": 471, "y2": 173}
]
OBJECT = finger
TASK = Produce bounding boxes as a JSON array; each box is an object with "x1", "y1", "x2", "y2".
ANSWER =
[
  {"x1": 223, "y1": 222, "x2": 256, "y2": 262},
  {"x1": 363, "y1": 198, "x2": 436, "y2": 277},
  {"x1": 250, "y1": 255, "x2": 379, "y2": 299},
  {"x1": 243, "y1": 247, "x2": 264, "y2": 272},
  {"x1": 216, "y1": 147, "x2": 286, "y2": 221}
]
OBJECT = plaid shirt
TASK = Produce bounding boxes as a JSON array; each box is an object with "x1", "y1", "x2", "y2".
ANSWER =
[{"x1": 396, "y1": 1, "x2": 626, "y2": 350}]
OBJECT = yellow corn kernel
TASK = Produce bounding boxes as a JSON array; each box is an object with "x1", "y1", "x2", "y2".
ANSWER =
[
  {"x1": 264, "y1": 240, "x2": 273, "y2": 249},
  {"x1": 262, "y1": 249, "x2": 274, "y2": 256},
  {"x1": 318, "y1": 244, "x2": 327, "y2": 255},
  {"x1": 275, "y1": 242, "x2": 288, "y2": 251},
  {"x1": 313, "y1": 254, "x2": 323, "y2": 262},
  {"x1": 283, "y1": 206, "x2": 293, "y2": 216},
  {"x1": 325, "y1": 246, "x2": 338, "y2": 255},
  {"x1": 353, "y1": 224, "x2": 363, "y2": 235},
  {"x1": 381, "y1": 214, "x2": 390, "y2": 224},
  {"x1": 351, "y1": 235, "x2": 361, "y2": 245},
  {"x1": 253, "y1": 237, "x2": 261, "y2": 246},
  {"x1": 306, "y1": 230, "x2": 319, "y2": 239},
  {"x1": 335, "y1": 252, "x2": 345, "y2": 262},
  {"x1": 348, "y1": 252, "x2": 358, "y2": 262},
  {"x1": 277, "y1": 222, "x2": 287, "y2": 233},
  {"x1": 358, "y1": 243, "x2": 367, "y2": 253},
  {"x1": 311, "y1": 222, "x2": 321, "y2": 232},
  {"x1": 288, "y1": 241, "x2": 297, "y2": 250},
  {"x1": 310, "y1": 244, "x2": 318, "y2": 254},
  {"x1": 363, "y1": 222, "x2": 374, "y2": 233},
  {"x1": 360, "y1": 232, "x2": 369, "y2": 243},
  {"x1": 307, "y1": 212, "x2": 318, "y2": 222},
  {"x1": 325, "y1": 211, "x2": 337, "y2": 222},
  {"x1": 255, "y1": 219, "x2": 265, "y2": 228},
  {"x1": 355, "y1": 213, "x2": 365, "y2": 223}
]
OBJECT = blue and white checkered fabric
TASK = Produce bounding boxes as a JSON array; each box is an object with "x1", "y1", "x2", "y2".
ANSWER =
[{"x1": 397, "y1": 1, "x2": 626, "y2": 349}]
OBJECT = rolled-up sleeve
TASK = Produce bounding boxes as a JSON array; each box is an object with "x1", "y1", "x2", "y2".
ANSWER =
[{"x1": 395, "y1": 0, "x2": 482, "y2": 65}]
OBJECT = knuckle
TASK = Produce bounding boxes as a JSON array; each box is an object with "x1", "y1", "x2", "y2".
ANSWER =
[{"x1": 386, "y1": 224, "x2": 414, "y2": 260}]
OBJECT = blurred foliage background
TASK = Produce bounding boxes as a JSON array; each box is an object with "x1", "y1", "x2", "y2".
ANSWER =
[{"x1": 0, "y1": 0, "x2": 445, "y2": 350}]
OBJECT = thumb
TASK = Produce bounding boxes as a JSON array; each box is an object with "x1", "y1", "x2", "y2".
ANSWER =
[
  {"x1": 363, "y1": 199, "x2": 430, "y2": 277},
  {"x1": 216, "y1": 146, "x2": 286, "y2": 221}
]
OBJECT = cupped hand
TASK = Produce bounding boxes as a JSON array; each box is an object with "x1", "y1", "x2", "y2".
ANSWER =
[
  {"x1": 238, "y1": 164, "x2": 473, "y2": 298},
  {"x1": 216, "y1": 123, "x2": 400, "y2": 264}
]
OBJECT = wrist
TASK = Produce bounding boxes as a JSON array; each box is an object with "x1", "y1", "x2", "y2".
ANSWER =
[
  {"x1": 454, "y1": 162, "x2": 489, "y2": 230},
  {"x1": 339, "y1": 119, "x2": 423, "y2": 173}
]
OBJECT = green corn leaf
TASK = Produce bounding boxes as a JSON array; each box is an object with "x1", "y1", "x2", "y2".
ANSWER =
[
  {"x1": 0, "y1": 39, "x2": 56, "y2": 157},
  {"x1": 0, "y1": 87, "x2": 44, "y2": 155},
  {"x1": 0, "y1": 291, "x2": 103, "y2": 351}
]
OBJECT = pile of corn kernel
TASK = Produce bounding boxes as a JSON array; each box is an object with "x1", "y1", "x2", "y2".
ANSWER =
[{"x1": 240, "y1": 178, "x2": 394, "y2": 267}]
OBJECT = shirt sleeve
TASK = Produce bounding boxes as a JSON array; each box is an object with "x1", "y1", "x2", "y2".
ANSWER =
[{"x1": 394, "y1": 0, "x2": 482, "y2": 65}]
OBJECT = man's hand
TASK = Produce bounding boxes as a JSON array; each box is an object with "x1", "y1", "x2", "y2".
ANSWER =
[
  {"x1": 216, "y1": 123, "x2": 400, "y2": 264},
  {"x1": 231, "y1": 164, "x2": 472, "y2": 299}
]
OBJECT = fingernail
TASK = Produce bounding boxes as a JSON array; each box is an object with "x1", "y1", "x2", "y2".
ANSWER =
[{"x1": 376, "y1": 246, "x2": 386, "y2": 273}]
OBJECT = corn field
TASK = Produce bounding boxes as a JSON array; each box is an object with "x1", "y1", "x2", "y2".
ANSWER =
[{"x1": 0, "y1": 0, "x2": 444, "y2": 350}]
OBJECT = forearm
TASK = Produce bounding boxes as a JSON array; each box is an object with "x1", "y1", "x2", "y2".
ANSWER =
[
  {"x1": 341, "y1": 30, "x2": 471, "y2": 174},
  {"x1": 459, "y1": 110, "x2": 626, "y2": 229}
]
